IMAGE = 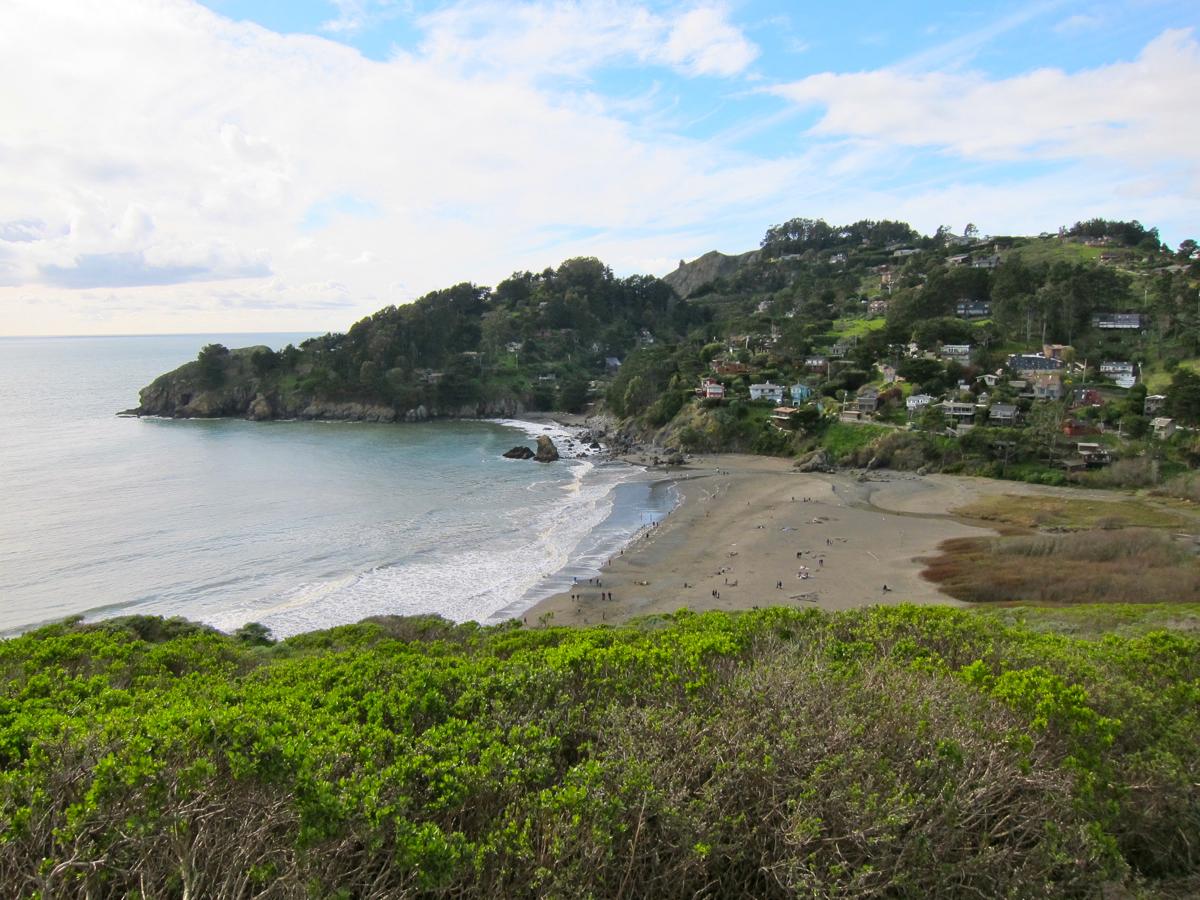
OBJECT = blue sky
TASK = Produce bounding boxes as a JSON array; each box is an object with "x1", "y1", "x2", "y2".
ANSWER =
[{"x1": 1, "y1": 0, "x2": 1197, "y2": 334}]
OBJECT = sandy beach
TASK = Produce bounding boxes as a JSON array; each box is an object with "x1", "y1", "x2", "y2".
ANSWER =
[{"x1": 526, "y1": 454, "x2": 1035, "y2": 626}]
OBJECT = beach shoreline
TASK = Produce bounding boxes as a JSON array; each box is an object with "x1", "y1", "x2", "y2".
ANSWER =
[{"x1": 520, "y1": 454, "x2": 1051, "y2": 626}]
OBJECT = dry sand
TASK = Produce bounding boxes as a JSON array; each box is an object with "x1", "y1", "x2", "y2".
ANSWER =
[{"x1": 525, "y1": 454, "x2": 1014, "y2": 626}]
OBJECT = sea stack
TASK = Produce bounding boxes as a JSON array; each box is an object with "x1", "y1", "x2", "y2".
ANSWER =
[{"x1": 533, "y1": 435, "x2": 560, "y2": 463}]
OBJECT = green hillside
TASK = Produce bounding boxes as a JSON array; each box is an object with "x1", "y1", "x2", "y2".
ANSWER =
[{"x1": 2, "y1": 606, "x2": 1198, "y2": 897}]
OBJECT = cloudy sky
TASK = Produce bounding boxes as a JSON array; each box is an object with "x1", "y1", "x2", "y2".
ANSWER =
[{"x1": 1, "y1": 0, "x2": 1197, "y2": 335}]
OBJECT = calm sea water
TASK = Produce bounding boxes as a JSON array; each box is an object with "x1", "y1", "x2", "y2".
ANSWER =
[{"x1": 0, "y1": 335, "x2": 674, "y2": 637}]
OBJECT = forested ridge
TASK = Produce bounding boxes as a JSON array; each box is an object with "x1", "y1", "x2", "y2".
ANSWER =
[{"x1": 2, "y1": 606, "x2": 1198, "y2": 897}]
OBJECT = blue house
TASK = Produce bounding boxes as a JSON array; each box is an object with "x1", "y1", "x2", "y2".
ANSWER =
[{"x1": 789, "y1": 383, "x2": 813, "y2": 403}]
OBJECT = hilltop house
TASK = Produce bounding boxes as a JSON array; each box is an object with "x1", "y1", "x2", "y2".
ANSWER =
[
  {"x1": 857, "y1": 386, "x2": 880, "y2": 412},
  {"x1": 1030, "y1": 372, "x2": 1064, "y2": 401},
  {"x1": 906, "y1": 394, "x2": 933, "y2": 416},
  {"x1": 698, "y1": 378, "x2": 725, "y2": 400},
  {"x1": 1092, "y1": 313, "x2": 1143, "y2": 330},
  {"x1": 879, "y1": 363, "x2": 897, "y2": 384},
  {"x1": 1153, "y1": 417, "x2": 1176, "y2": 440},
  {"x1": 804, "y1": 355, "x2": 829, "y2": 373},
  {"x1": 1008, "y1": 353, "x2": 1064, "y2": 376},
  {"x1": 749, "y1": 382, "x2": 785, "y2": 402},
  {"x1": 939, "y1": 400, "x2": 977, "y2": 424},
  {"x1": 972, "y1": 255, "x2": 1001, "y2": 269},
  {"x1": 605, "y1": 357, "x2": 622, "y2": 373},
  {"x1": 868, "y1": 299, "x2": 890, "y2": 316},
  {"x1": 789, "y1": 383, "x2": 813, "y2": 403},
  {"x1": 771, "y1": 406, "x2": 801, "y2": 428},
  {"x1": 988, "y1": 403, "x2": 1018, "y2": 426},
  {"x1": 955, "y1": 300, "x2": 991, "y2": 319},
  {"x1": 941, "y1": 344, "x2": 972, "y2": 363},
  {"x1": 1144, "y1": 394, "x2": 1167, "y2": 415},
  {"x1": 1099, "y1": 361, "x2": 1136, "y2": 388}
]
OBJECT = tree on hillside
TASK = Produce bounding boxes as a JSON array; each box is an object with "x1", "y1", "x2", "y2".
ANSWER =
[
  {"x1": 1166, "y1": 369, "x2": 1200, "y2": 424},
  {"x1": 197, "y1": 343, "x2": 229, "y2": 389},
  {"x1": 1027, "y1": 400, "x2": 1068, "y2": 460}
]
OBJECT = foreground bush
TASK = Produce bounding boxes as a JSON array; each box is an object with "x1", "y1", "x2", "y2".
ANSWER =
[{"x1": 1, "y1": 606, "x2": 1198, "y2": 897}]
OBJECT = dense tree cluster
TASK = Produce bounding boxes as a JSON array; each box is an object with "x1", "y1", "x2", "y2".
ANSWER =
[
  {"x1": 1067, "y1": 218, "x2": 1161, "y2": 250},
  {"x1": 760, "y1": 217, "x2": 920, "y2": 258},
  {"x1": 241, "y1": 258, "x2": 703, "y2": 412}
]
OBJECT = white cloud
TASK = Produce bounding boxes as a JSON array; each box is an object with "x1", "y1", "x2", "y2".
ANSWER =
[
  {"x1": 416, "y1": 1, "x2": 758, "y2": 80},
  {"x1": 0, "y1": 0, "x2": 778, "y2": 334},
  {"x1": 662, "y1": 6, "x2": 759, "y2": 76},
  {"x1": 321, "y1": 0, "x2": 407, "y2": 35},
  {"x1": 1054, "y1": 13, "x2": 1103, "y2": 33},
  {"x1": 771, "y1": 29, "x2": 1200, "y2": 170}
]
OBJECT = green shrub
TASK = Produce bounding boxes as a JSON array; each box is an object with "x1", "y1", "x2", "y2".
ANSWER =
[{"x1": 1, "y1": 606, "x2": 1197, "y2": 897}]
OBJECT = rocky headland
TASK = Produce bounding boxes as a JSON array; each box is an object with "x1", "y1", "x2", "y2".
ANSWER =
[{"x1": 125, "y1": 345, "x2": 526, "y2": 423}]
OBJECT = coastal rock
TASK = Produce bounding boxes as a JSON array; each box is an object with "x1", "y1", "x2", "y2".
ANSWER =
[
  {"x1": 301, "y1": 401, "x2": 396, "y2": 422},
  {"x1": 503, "y1": 446, "x2": 535, "y2": 460},
  {"x1": 248, "y1": 394, "x2": 273, "y2": 421},
  {"x1": 795, "y1": 448, "x2": 834, "y2": 473},
  {"x1": 663, "y1": 450, "x2": 685, "y2": 466},
  {"x1": 533, "y1": 435, "x2": 560, "y2": 463}
]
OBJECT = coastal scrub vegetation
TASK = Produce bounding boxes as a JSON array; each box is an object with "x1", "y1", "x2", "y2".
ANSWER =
[{"x1": 3, "y1": 606, "x2": 1199, "y2": 897}]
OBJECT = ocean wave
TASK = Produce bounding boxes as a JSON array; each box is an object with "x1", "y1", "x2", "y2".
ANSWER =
[{"x1": 207, "y1": 457, "x2": 649, "y2": 637}]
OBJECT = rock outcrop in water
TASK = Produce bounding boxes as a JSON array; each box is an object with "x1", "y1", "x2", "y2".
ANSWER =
[
  {"x1": 533, "y1": 435, "x2": 560, "y2": 463},
  {"x1": 502, "y1": 446, "x2": 535, "y2": 460}
]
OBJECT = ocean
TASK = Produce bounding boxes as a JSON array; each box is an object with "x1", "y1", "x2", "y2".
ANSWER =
[{"x1": 0, "y1": 334, "x2": 675, "y2": 637}]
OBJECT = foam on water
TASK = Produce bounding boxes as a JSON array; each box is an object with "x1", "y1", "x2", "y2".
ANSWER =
[
  {"x1": 0, "y1": 337, "x2": 679, "y2": 638},
  {"x1": 206, "y1": 419, "x2": 665, "y2": 637}
]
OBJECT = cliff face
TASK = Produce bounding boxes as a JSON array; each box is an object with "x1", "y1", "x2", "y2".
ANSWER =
[
  {"x1": 661, "y1": 249, "x2": 760, "y2": 298},
  {"x1": 129, "y1": 347, "x2": 525, "y2": 423}
]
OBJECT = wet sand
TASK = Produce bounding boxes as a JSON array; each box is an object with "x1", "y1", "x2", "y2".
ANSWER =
[{"x1": 524, "y1": 454, "x2": 1008, "y2": 626}]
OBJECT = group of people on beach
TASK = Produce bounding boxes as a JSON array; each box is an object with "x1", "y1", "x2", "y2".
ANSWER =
[{"x1": 570, "y1": 575, "x2": 612, "y2": 603}]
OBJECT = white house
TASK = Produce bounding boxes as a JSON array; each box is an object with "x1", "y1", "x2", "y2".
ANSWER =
[
  {"x1": 906, "y1": 394, "x2": 933, "y2": 415},
  {"x1": 941, "y1": 344, "x2": 972, "y2": 362},
  {"x1": 1099, "y1": 361, "x2": 1135, "y2": 378},
  {"x1": 749, "y1": 382, "x2": 785, "y2": 402},
  {"x1": 1152, "y1": 417, "x2": 1176, "y2": 440}
]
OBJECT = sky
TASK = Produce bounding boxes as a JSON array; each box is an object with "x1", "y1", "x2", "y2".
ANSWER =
[{"x1": 1, "y1": 1, "x2": 1197, "y2": 335}]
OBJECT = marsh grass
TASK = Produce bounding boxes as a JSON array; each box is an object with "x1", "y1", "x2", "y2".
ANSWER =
[
  {"x1": 955, "y1": 493, "x2": 1193, "y2": 531},
  {"x1": 922, "y1": 528, "x2": 1200, "y2": 604}
]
